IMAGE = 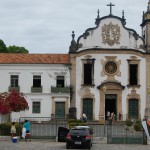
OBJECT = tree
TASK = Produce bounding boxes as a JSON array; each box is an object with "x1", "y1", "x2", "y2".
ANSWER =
[
  {"x1": 0, "y1": 93, "x2": 10, "y2": 114},
  {"x1": 0, "y1": 90, "x2": 29, "y2": 114},
  {"x1": 0, "y1": 39, "x2": 8, "y2": 53},
  {"x1": 7, "y1": 45, "x2": 29, "y2": 53}
]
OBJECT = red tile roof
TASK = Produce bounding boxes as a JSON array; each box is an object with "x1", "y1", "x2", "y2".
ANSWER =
[{"x1": 0, "y1": 53, "x2": 70, "y2": 64}]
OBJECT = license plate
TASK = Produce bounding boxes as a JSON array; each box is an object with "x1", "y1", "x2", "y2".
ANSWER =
[{"x1": 75, "y1": 141, "x2": 81, "y2": 144}]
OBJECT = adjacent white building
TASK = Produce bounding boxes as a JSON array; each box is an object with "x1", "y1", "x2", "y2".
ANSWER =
[{"x1": 0, "y1": 54, "x2": 70, "y2": 122}]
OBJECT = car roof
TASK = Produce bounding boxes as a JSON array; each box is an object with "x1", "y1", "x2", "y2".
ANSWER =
[
  {"x1": 70, "y1": 126, "x2": 90, "y2": 130},
  {"x1": 75, "y1": 126, "x2": 89, "y2": 129}
]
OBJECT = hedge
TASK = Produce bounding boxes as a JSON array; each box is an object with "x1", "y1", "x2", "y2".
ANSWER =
[{"x1": 0, "y1": 122, "x2": 22, "y2": 136}]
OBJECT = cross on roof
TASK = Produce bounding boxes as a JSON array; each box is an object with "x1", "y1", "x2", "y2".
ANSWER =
[{"x1": 107, "y1": 2, "x2": 115, "y2": 15}]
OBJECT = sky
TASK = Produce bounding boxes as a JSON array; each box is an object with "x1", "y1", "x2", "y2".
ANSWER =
[{"x1": 0, "y1": 0, "x2": 147, "y2": 54}]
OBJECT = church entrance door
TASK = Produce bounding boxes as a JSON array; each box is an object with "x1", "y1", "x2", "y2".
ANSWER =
[
  {"x1": 83, "y1": 98, "x2": 93, "y2": 120},
  {"x1": 105, "y1": 94, "x2": 117, "y2": 120}
]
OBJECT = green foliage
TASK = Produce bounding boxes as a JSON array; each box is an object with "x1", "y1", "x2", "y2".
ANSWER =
[
  {"x1": 0, "y1": 122, "x2": 22, "y2": 136},
  {"x1": 0, "y1": 39, "x2": 29, "y2": 53},
  {"x1": 0, "y1": 39, "x2": 7, "y2": 53},
  {"x1": 134, "y1": 120, "x2": 142, "y2": 131},
  {"x1": 68, "y1": 119, "x2": 83, "y2": 124},
  {"x1": 125, "y1": 120, "x2": 133, "y2": 126},
  {"x1": 134, "y1": 123, "x2": 142, "y2": 131},
  {"x1": 68, "y1": 119, "x2": 85, "y2": 129},
  {"x1": 7, "y1": 45, "x2": 29, "y2": 53},
  {"x1": 135, "y1": 120, "x2": 141, "y2": 124}
]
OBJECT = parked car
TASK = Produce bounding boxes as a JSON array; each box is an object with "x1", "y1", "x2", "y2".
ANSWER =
[{"x1": 66, "y1": 126, "x2": 93, "y2": 149}]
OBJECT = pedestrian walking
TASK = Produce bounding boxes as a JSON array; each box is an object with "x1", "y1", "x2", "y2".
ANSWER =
[
  {"x1": 119, "y1": 112, "x2": 122, "y2": 120},
  {"x1": 10, "y1": 122, "x2": 16, "y2": 138},
  {"x1": 23, "y1": 120, "x2": 31, "y2": 141},
  {"x1": 107, "y1": 111, "x2": 110, "y2": 120},
  {"x1": 82, "y1": 113, "x2": 87, "y2": 123}
]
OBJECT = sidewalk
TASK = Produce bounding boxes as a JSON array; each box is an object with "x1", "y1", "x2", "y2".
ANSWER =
[
  {"x1": 0, "y1": 141, "x2": 150, "y2": 150},
  {"x1": 1, "y1": 136, "x2": 150, "y2": 150}
]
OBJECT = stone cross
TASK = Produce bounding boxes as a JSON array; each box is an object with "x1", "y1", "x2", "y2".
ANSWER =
[{"x1": 107, "y1": 2, "x2": 115, "y2": 15}]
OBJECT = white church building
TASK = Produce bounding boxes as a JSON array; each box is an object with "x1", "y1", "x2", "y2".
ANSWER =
[{"x1": 1, "y1": 1, "x2": 150, "y2": 122}]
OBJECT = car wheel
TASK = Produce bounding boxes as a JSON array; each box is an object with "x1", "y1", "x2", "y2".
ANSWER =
[
  {"x1": 87, "y1": 143, "x2": 91, "y2": 149},
  {"x1": 66, "y1": 143, "x2": 70, "y2": 149}
]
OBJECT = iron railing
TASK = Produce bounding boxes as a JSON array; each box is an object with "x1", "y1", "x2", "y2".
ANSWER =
[
  {"x1": 51, "y1": 86, "x2": 70, "y2": 93},
  {"x1": 8, "y1": 86, "x2": 20, "y2": 92},
  {"x1": 31, "y1": 86, "x2": 42, "y2": 93}
]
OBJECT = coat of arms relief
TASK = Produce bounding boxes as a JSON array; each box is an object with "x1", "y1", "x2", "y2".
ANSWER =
[{"x1": 102, "y1": 22, "x2": 121, "y2": 46}]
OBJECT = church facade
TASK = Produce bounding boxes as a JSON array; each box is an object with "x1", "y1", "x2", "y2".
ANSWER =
[
  {"x1": 0, "y1": 1, "x2": 150, "y2": 122},
  {"x1": 69, "y1": 1, "x2": 150, "y2": 122}
]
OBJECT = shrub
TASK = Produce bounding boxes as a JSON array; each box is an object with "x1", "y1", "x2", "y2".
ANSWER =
[
  {"x1": 134, "y1": 120, "x2": 142, "y2": 131},
  {"x1": 134, "y1": 123, "x2": 142, "y2": 131},
  {"x1": 135, "y1": 120, "x2": 141, "y2": 124},
  {"x1": 68, "y1": 119, "x2": 85, "y2": 129},
  {"x1": 125, "y1": 120, "x2": 133, "y2": 126}
]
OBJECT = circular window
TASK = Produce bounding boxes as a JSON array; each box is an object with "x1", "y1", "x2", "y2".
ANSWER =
[{"x1": 105, "y1": 61, "x2": 117, "y2": 74}]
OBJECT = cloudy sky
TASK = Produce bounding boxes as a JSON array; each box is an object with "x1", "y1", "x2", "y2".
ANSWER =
[{"x1": 0, "y1": 0, "x2": 147, "y2": 54}]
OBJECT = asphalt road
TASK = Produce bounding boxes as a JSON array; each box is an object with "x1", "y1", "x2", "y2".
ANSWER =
[{"x1": 0, "y1": 140, "x2": 150, "y2": 150}]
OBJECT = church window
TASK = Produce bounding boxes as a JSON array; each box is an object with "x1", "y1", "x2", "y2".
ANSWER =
[
  {"x1": 82, "y1": 58, "x2": 95, "y2": 86},
  {"x1": 128, "y1": 59, "x2": 140, "y2": 87},
  {"x1": 84, "y1": 64, "x2": 93, "y2": 85},
  {"x1": 105, "y1": 61, "x2": 117, "y2": 74},
  {"x1": 57, "y1": 76, "x2": 64, "y2": 87},
  {"x1": 129, "y1": 64, "x2": 138, "y2": 85}
]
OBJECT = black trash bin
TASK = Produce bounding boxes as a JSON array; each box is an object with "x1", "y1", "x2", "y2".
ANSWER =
[{"x1": 58, "y1": 127, "x2": 70, "y2": 142}]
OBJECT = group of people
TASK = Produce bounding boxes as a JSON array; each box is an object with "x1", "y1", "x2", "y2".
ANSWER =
[
  {"x1": 106, "y1": 111, "x2": 122, "y2": 124},
  {"x1": 107, "y1": 111, "x2": 115, "y2": 125},
  {"x1": 11, "y1": 120, "x2": 31, "y2": 141}
]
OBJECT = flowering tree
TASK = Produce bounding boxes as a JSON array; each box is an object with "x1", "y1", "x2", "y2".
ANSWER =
[{"x1": 0, "y1": 90, "x2": 29, "y2": 114}]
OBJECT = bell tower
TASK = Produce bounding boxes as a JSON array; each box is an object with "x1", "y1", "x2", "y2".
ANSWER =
[
  {"x1": 141, "y1": 1, "x2": 150, "y2": 119},
  {"x1": 141, "y1": 0, "x2": 150, "y2": 53}
]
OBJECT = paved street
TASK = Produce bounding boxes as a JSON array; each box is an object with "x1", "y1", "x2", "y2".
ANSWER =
[{"x1": 0, "y1": 140, "x2": 150, "y2": 150}]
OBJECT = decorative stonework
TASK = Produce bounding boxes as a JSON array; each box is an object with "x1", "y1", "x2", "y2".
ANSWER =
[
  {"x1": 139, "y1": 44, "x2": 145, "y2": 50},
  {"x1": 127, "y1": 89, "x2": 140, "y2": 100},
  {"x1": 102, "y1": 22, "x2": 121, "y2": 46},
  {"x1": 84, "y1": 55, "x2": 92, "y2": 59},
  {"x1": 105, "y1": 61, "x2": 117, "y2": 74},
  {"x1": 78, "y1": 87, "x2": 94, "y2": 99},
  {"x1": 101, "y1": 56, "x2": 121, "y2": 81},
  {"x1": 130, "y1": 56, "x2": 138, "y2": 60}
]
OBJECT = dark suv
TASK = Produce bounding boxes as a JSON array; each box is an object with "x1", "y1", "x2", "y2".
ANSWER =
[{"x1": 66, "y1": 126, "x2": 93, "y2": 149}]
